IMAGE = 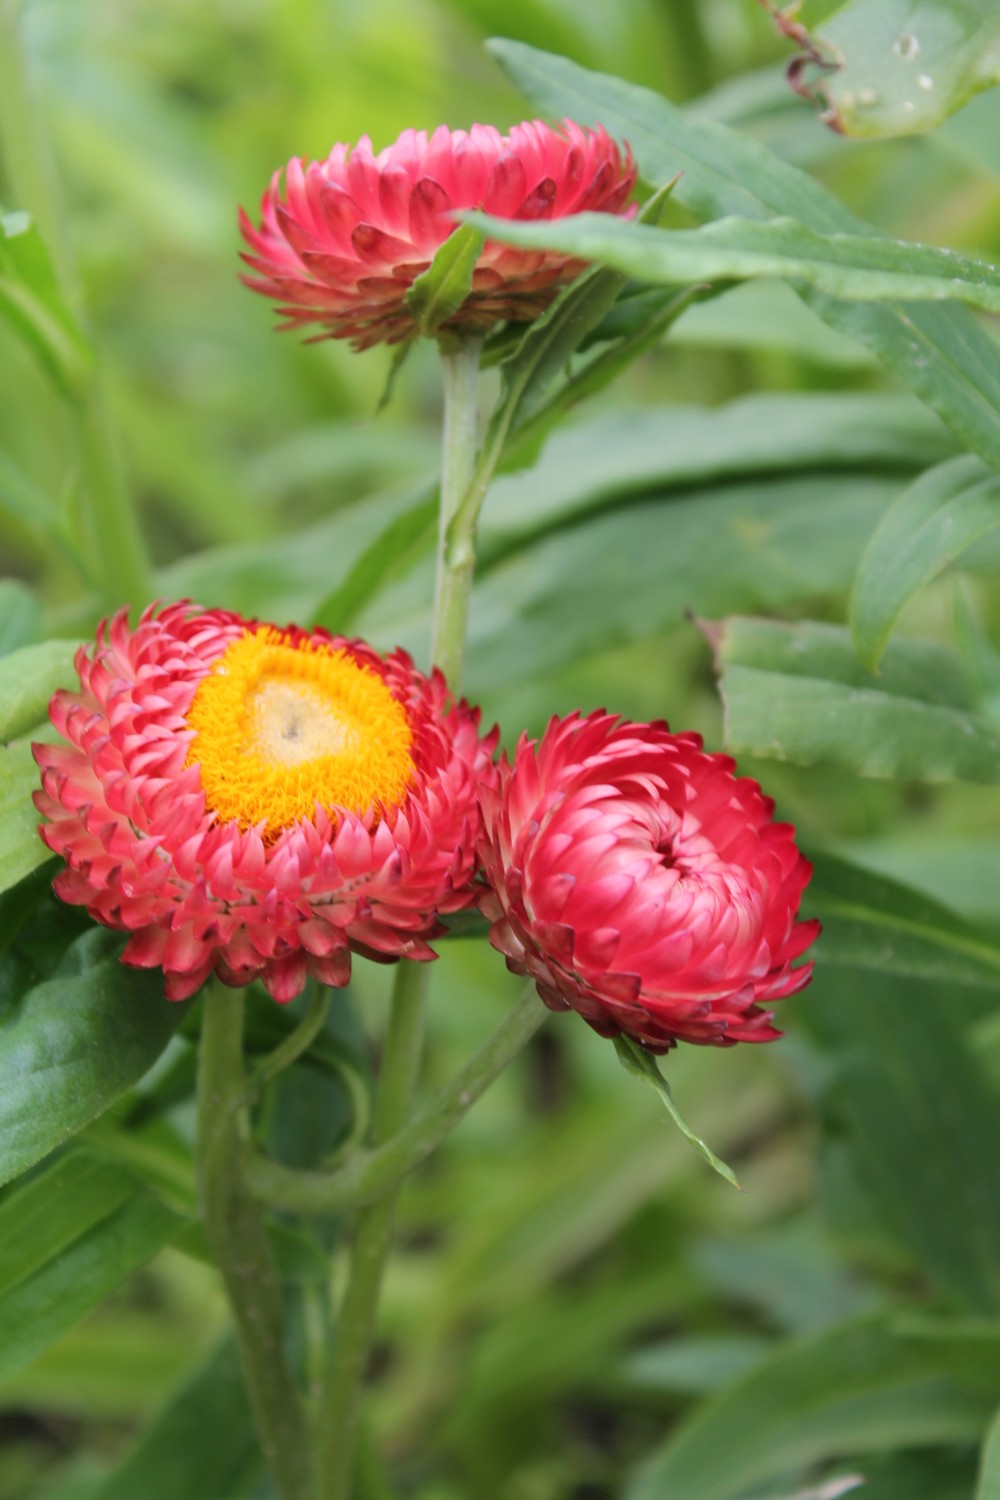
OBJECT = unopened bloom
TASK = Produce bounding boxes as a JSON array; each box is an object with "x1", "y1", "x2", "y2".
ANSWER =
[
  {"x1": 239, "y1": 120, "x2": 636, "y2": 348},
  {"x1": 34, "y1": 604, "x2": 496, "y2": 1003},
  {"x1": 478, "y1": 712, "x2": 819, "y2": 1053}
]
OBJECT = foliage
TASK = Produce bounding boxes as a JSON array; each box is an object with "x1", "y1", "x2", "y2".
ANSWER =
[{"x1": 1, "y1": 1, "x2": 999, "y2": 1498}]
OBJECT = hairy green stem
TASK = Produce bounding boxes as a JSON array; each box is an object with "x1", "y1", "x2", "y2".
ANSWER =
[
  {"x1": 196, "y1": 986, "x2": 313, "y2": 1500},
  {"x1": 429, "y1": 335, "x2": 483, "y2": 686},
  {"x1": 317, "y1": 959, "x2": 430, "y2": 1500},
  {"x1": 0, "y1": 0, "x2": 151, "y2": 607},
  {"x1": 243, "y1": 986, "x2": 331, "y2": 1103},
  {"x1": 245, "y1": 983, "x2": 546, "y2": 1216}
]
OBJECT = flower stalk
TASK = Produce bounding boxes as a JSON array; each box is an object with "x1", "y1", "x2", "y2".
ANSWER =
[
  {"x1": 317, "y1": 331, "x2": 491, "y2": 1497},
  {"x1": 317, "y1": 958, "x2": 430, "y2": 1500},
  {"x1": 430, "y1": 335, "x2": 483, "y2": 687},
  {"x1": 195, "y1": 985, "x2": 313, "y2": 1500},
  {"x1": 245, "y1": 981, "x2": 547, "y2": 1216}
]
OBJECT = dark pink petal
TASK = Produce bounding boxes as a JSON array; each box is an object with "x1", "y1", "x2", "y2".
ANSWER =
[{"x1": 478, "y1": 712, "x2": 818, "y2": 1053}]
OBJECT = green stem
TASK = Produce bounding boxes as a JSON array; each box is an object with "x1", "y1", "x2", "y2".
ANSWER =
[
  {"x1": 196, "y1": 986, "x2": 313, "y2": 1500},
  {"x1": 243, "y1": 985, "x2": 331, "y2": 1103},
  {"x1": 317, "y1": 959, "x2": 430, "y2": 1500},
  {"x1": 245, "y1": 983, "x2": 546, "y2": 1215},
  {"x1": 429, "y1": 335, "x2": 483, "y2": 687},
  {"x1": 0, "y1": 0, "x2": 151, "y2": 608}
]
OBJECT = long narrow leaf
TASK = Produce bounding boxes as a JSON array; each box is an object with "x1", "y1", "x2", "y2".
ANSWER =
[
  {"x1": 806, "y1": 851, "x2": 1000, "y2": 989},
  {"x1": 614, "y1": 1037, "x2": 740, "y2": 1188},
  {"x1": 465, "y1": 211, "x2": 1000, "y2": 316},
  {"x1": 490, "y1": 40, "x2": 1000, "y2": 470},
  {"x1": 851, "y1": 456, "x2": 1000, "y2": 670}
]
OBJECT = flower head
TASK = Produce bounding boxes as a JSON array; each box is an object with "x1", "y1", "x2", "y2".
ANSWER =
[
  {"x1": 239, "y1": 120, "x2": 637, "y2": 348},
  {"x1": 34, "y1": 604, "x2": 497, "y2": 1003},
  {"x1": 478, "y1": 712, "x2": 819, "y2": 1053}
]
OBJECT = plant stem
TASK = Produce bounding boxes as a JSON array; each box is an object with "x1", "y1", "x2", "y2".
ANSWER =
[
  {"x1": 243, "y1": 985, "x2": 331, "y2": 1103},
  {"x1": 317, "y1": 959, "x2": 430, "y2": 1500},
  {"x1": 245, "y1": 983, "x2": 547, "y2": 1216},
  {"x1": 0, "y1": 0, "x2": 151, "y2": 608},
  {"x1": 430, "y1": 335, "x2": 483, "y2": 686},
  {"x1": 196, "y1": 986, "x2": 313, "y2": 1500}
]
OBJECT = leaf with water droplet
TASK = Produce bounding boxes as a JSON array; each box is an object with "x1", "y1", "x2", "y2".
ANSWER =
[{"x1": 769, "y1": 0, "x2": 1000, "y2": 139}]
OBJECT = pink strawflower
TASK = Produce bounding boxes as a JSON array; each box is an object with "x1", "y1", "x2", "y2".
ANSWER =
[
  {"x1": 34, "y1": 603, "x2": 497, "y2": 1003},
  {"x1": 478, "y1": 712, "x2": 819, "y2": 1053},
  {"x1": 239, "y1": 120, "x2": 637, "y2": 348}
]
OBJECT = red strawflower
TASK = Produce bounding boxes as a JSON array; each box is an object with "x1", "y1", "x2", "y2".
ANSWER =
[
  {"x1": 478, "y1": 712, "x2": 819, "y2": 1053},
  {"x1": 239, "y1": 120, "x2": 637, "y2": 348},
  {"x1": 34, "y1": 603, "x2": 497, "y2": 1003}
]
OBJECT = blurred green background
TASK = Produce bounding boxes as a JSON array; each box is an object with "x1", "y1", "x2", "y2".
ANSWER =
[{"x1": 2, "y1": 1, "x2": 1000, "y2": 1497}]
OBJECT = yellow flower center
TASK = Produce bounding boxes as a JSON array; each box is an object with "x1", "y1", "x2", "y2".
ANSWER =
[{"x1": 185, "y1": 628, "x2": 414, "y2": 833}]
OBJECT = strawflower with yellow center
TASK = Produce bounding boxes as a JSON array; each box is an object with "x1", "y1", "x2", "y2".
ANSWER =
[
  {"x1": 34, "y1": 603, "x2": 497, "y2": 1002},
  {"x1": 185, "y1": 628, "x2": 415, "y2": 833}
]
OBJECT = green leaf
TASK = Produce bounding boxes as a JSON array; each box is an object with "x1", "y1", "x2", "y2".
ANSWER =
[
  {"x1": 954, "y1": 584, "x2": 1000, "y2": 717},
  {"x1": 0, "y1": 640, "x2": 80, "y2": 899},
  {"x1": 0, "y1": 1311, "x2": 204, "y2": 1424},
  {"x1": 83, "y1": 1114, "x2": 198, "y2": 1214},
  {"x1": 452, "y1": 474, "x2": 904, "y2": 695},
  {"x1": 0, "y1": 212, "x2": 92, "y2": 395},
  {"x1": 466, "y1": 209, "x2": 1000, "y2": 315},
  {"x1": 613, "y1": 1036, "x2": 740, "y2": 1188},
  {"x1": 0, "y1": 1190, "x2": 184, "y2": 1382},
  {"x1": 859, "y1": 1448, "x2": 977, "y2": 1500},
  {"x1": 977, "y1": 1400, "x2": 1000, "y2": 1499},
  {"x1": 0, "y1": 738, "x2": 54, "y2": 895},
  {"x1": 666, "y1": 279, "x2": 878, "y2": 368},
  {"x1": 804, "y1": 971, "x2": 1000, "y2": 1311},
  {"x1": 476, "y1": 180, "x2": 678, "y2": 466},
  {"x1": 0, "y1": 861, "x2": 58, "y2": 962},
  {"x1": 708, "y1": 616, "x2": 1000, "y2": 783},
  {"x1": 619, "y1": 1334, "x2": 773, "y2": 1396},
  {"x1": 851, "y1": 456, "x2": 1000, "y2": 670},
  {"x1": 0, "y1": 1151, "x2": 137, "y2": 1300},
  {"x1": 626, "y1": 1314, "x2": 996, "y2": 1500},
  {"x1": 807, "y1": 851, "x2": 1000, "y2": 989},
  {"x1": 0, "y1": 580, "x2": 39, "y2": 657},
  {"x1": 790, "y1": 0, "x2": 1000, "y2": 140},
  {"x1": 88, "y1": 1338, "x2": 260, "y2": 1500},
  {"x1": 504, "y1": 283, "x2": 704, "y2": 452},
  {"x1": 487, "y1": 262, "x2": 629, "y2": 447},
  {"x1": 0, "y1": 638, "x2": 78, "y2": 742},
  {"x1": 480, "y1": 393, "x2": 953, "y2": 554},
  {"x1": 310, "y1": 494, "x2": 437, "y2": 633},
  {"x1": 0, "y1": 929, "x2": 192, "y2": 1187},
  {"x1": 160, "y1": 481, "x2": 432, "y2": 622},
  {"x1": 404, "y1": 224, "x2": 485, "y2": 336},
  {"x1": 489, "y1": 40, "x2": 1000, "y2": 472}
]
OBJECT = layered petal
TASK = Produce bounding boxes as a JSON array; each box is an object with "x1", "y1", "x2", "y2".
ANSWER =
[
  {"x1": 478, "y1": 712, "x2": 819, "y2": 1053},
  {"x1": 240, "y1": 120, "x2": 637, "y2": 348},
  {"x1": 35, "y1": 603, "x2": 497, "y2": 1003}
]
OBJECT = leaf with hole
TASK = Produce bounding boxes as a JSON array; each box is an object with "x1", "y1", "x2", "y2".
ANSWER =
[
  {"x1": 489, "y1": 40, "x2": 1000, "y2": 472},
  {"x1": 780, "y1": 0, "x2": 1000, "y2": 140}
]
